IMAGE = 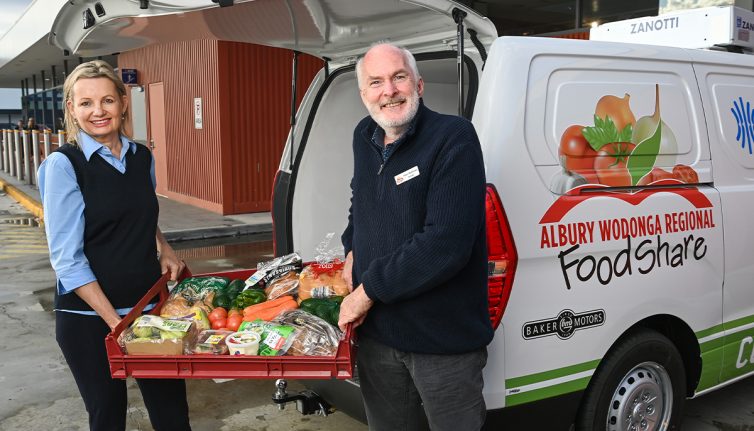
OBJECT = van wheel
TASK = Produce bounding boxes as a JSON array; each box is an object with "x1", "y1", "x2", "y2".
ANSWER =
[{"x1": 576, "y1": 329, "x2": 686, "y2": 431}]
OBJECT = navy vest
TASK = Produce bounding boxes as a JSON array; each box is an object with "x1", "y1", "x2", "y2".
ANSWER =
[{"x1": 54, "y1": 143, "x2": 161, "y2": 311}]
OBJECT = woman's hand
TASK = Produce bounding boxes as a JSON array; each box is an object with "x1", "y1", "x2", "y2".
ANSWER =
[
  {"x1": 159, "y1": 245, "x2": 184, "y2": 281},
  {"x1": 156, "y1": 228, "x2": 184, "y2": 281},
  {"x1": 73, "y1": 281, "x2": 122, "y2": 331}
]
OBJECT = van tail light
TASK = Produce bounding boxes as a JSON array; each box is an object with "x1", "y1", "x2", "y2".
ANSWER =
[{"x1": 485, "y1": 184, "x2": 517, "y2": 329}]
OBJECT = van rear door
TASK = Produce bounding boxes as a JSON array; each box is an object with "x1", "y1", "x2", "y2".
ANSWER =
[{"x1": 50, "y1": 0, "x2": 497, "y2": 259}]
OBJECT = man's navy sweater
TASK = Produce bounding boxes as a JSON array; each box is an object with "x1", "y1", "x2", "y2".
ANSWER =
[{"x1": 342, "y1": 103, "x2": 494, "y2": 354}]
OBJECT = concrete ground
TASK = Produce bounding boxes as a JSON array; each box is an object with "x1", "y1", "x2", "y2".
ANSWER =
[
  {"x1": 4, "y1": 169, "x2": 754, "y2": 430},
  {"x1": 0, "y1": 189, "x2": 366, "y2": 431}
]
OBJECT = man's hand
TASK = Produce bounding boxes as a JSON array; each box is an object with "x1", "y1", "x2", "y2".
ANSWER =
[
  {"x1": 338, "y1": 284, "x2": 373, "y2": 331},
  {"x1": 343, "y1": 251, "x2": 354, "y2": 292}
]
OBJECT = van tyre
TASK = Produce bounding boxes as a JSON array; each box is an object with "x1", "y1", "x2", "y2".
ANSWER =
[{"x1": 576, "y1": 328, "x2": 686, "y2": 431}]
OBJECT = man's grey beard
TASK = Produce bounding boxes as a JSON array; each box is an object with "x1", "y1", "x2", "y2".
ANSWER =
[{"x1": 370, "y1": 89, "x2": 420, "y2": 131}]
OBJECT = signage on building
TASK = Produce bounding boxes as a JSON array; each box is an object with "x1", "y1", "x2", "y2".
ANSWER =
[
  {"x1": 121, "y1": 68, "x2": 137, "y2": 85},
  {"x1": 194, "y1": 97, "x2": 203, "y2": 129}
]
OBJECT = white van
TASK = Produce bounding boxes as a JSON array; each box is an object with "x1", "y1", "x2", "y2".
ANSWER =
[{"x1": 52, "y1": 2, "x2": 754, "y2": 429}]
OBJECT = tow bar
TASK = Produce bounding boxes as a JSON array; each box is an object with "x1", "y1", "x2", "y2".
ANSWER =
[{"x1": 272, "y1": 379, "x2": 333, "y2": 416}]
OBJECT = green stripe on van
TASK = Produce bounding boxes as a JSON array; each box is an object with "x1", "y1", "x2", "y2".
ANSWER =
[
  {"x1": 700, "y1": 337, "x2": 725, "y2": 354},
  {"x1": 696, "y1": 324, "x2": 725, "y2": 340},
  {"x1": 723, "y1": 314, "x2": 754, "y2": 332},
  {"x1": 506, "y1": 376, "x2": 591, "y2": 406},
  {"x1": 506, "y1": 359, "x2": 600, "y2": 389},
  {"x1": 697, "y1": 346, "x2": 725, "y2": 392}
]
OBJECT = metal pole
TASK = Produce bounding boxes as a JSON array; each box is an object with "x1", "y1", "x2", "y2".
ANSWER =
[
  {"x1": 4, "y1": 129, "x2": 9, "y2": 173},
  {"x1": 41, "y1": 70, "x2": 47, "y2": 129},
  {"x1": 289, "y1": 50, "x2": 299, "y2": 170},
  {"x1": 43, "y1": 130, "x2": 51, "y2": 159},
  {"x1": 32, "y1": 131, "x2": 41, "y2": 185},
  {"x1": 452, "y1": 8, "x2": 467, "y2": 117},
  {"x1": 23, "y1": 131, "x2": 32, "y2": 184},
  {"x1": 21, "y1": 80, "x2": 27, "y2": 121},
  {"x1": 5, "y1": 129, "x2": 11, "y2": 173},
  {"x1": 13, "y1": 130, "x2": 21, "y2": 179},
  {"x1": 32, "y1": 74, "x2": 39, "y2": 126},
  {"x1": 51, "y1": 65, "x2": 58, "y2": 131},
  {"x1": 1, "y1": 130, "x2": 5, "y2": 172},
  {"x1": 8, "y1": 131, "x2": 14, "y2": 175},
  {"x1": 1, "y1": 130, "x2": 6, "y2": 172}
]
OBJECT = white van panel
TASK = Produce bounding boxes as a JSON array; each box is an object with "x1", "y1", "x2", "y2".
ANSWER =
[
  {"x1": 291, "y1": 72, "x2": 363, "y2": 261},
  {"x1": 694, "y1": 58, "x2": 754, "y2": 385},
  {"x1": 476, "y1": 37, "x2": 724, "y2": 408}
]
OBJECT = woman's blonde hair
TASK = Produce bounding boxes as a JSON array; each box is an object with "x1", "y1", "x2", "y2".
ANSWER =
[{"x1": 63, "y1": 60, "x2": 128, "y2": 144}]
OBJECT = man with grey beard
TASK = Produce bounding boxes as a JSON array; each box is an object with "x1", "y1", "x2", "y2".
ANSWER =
[{"x1": 338, "y1": 43, "x2": 493, "y2": 431}]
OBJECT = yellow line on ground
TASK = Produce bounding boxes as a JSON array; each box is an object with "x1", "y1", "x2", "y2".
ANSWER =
[{"x1": 0, "y1": 178, "x2": 44, "y2": 222}]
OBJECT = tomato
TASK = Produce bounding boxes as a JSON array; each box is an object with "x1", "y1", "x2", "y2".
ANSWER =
[
  {"x1": 637, "y1": 167, "x2": 674, "y2": 186},
  {"x1": 226, "y1": 314, "x2": 243, "y2": 331},
  {"x1": 227, "y1": 308, "x2": 242, "y2": 317},
  {"x1": 559, "y1": 125, "x2": 597, "y2": 173},
  {"x1": 672, "y1": 164, "x2": 699, "y2": 183},
  {"x1": 594, "y1": 142, "x2": 635, "y2": 187},
  {"x1": 211, "y1": 318, "x2": 227, "y2": 330},
  {"x1": 208, "y1": 307, "x2": 227, "y2": 323}
]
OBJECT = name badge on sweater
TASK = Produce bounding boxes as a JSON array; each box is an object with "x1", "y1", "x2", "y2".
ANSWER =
[{"x1": 395, "y1": 166, "x2": 420, "y2": 185}]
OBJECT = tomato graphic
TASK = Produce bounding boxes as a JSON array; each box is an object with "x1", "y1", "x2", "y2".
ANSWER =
[
  {"x1": 672, "y1": 164, "x2": 698, "y2": 183},
  {"x1": 637, "y1": 167, "x2": 674, "y2": 186},
  {"x1": 594, "y1": 142, "x2": 635, "y2": 187},
  {"x1": 559, "y1": 125, "x2": 597, "y2": 173}
]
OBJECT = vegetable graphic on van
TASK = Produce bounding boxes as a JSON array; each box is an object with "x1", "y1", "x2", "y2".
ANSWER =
[{"x1": 556, "y1": 84, "x2": 697, "y2": 192}]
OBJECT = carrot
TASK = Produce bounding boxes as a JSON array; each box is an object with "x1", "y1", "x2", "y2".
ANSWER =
[
  {"x1": 243, "y1": 299, "x2": 298, "y2": 322},
  {"x1": 243, "y1": 299, "x2": 297, "y2": 322},
  {"x1": 243, "y1": 295, "x2": 296, "y2": 316}
]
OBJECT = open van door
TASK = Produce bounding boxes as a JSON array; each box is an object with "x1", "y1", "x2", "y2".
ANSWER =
[{"x1": 50, "y1": 0, "x2": 497, "y2": 259}]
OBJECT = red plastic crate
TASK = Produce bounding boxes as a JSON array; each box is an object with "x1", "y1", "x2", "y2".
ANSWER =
[{"x1": 105, "y1": 267, "x2": 355, "y2": 380}]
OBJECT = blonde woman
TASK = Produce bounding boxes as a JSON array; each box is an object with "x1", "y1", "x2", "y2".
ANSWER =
[{"x1": 38, "y1": 60, "x2": 191, "y2": 431}]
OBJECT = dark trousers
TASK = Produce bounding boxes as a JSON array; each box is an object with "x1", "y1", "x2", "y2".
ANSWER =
[
  {"x1": 357, "y1": 336, "x2": 488, "y2": 431},
  {"x1": 56, "y1": 312, "x2": 191, "y2": 431}
]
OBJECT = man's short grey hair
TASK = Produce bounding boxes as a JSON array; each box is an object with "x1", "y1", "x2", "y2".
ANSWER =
[{"x1": 355, "y1": 42, "x2": 420, "y2": 90}]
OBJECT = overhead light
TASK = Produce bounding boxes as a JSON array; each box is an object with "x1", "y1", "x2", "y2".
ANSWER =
[
  {"x1": 590, "y1": 21, "x2": 600, "y2": 28},
  {"x1": 94, "y1": 2, "x2": 105, "y2": 17},
  {"x1": 82, "y1": 8, "x2": 95, "y2": 29}
]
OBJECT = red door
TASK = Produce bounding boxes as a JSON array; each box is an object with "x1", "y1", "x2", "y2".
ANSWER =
[{"x1": 148, "y1": 82, "x2": 168, "y2": 195}]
